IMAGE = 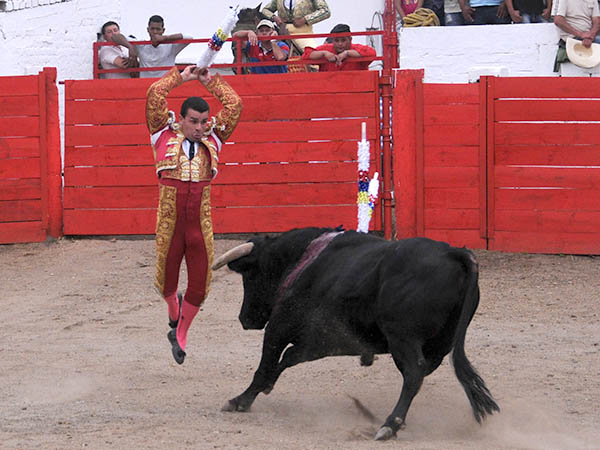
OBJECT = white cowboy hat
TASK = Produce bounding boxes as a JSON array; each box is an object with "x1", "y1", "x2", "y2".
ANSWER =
[{"x1": 566, "y1": 37, "x2": 600, "y2": 69}]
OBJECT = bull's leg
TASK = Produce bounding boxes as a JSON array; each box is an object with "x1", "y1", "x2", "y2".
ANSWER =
[
  {"x1": 222, "y1": 325, "x2": 290, "y2": 413},
  {"x1": 374, "y1": 340, "x2": 426, "y2": 441}
]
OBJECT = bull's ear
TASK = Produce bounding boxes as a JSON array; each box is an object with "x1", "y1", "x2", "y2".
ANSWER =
[
  {"x1": 255, "y1": 3, "x2": 262, "y2": 12},
  {"x1": 228, "y1": 255, "x2": 257, "y2": 273}
]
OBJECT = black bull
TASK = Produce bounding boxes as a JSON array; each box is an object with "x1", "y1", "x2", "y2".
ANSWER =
[{"x1": 212, "y1": 227, "x2": 499, "y2": 440}]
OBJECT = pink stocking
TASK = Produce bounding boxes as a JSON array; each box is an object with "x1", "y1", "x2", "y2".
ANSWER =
[{"x1": 176, "y1": 300, "x2": 200, "y2": 351}]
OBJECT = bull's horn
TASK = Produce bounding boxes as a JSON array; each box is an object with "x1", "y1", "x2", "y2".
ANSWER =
[{"x1": 212, "y1": 243, "x2": 254, "y2": 270}]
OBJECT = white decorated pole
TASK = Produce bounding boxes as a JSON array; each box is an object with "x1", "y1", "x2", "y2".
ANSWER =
[
  {"x1": 197, "y1": 5, "x2": 239, "y2": 68},
  {"x1": 357, "y1": 122, "x2": 371, "y2": 233},
  {"x1": 357, "y1": 122, "x2": 380, "y2": 233}
]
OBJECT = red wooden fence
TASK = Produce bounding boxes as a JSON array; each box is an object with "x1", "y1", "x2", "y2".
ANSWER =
[
  {"x1": 394, "y1": 71, "x2": 600, "y2": 255},
  {"x1": 0, "y1": 68, "x2": 61, "y2": 244},
  {"x1": 64, "y1": 71, "x2": 381, "y2": 235},
  {"x1": 489, "y1": 77, "x2": 600, "y2": 254}
]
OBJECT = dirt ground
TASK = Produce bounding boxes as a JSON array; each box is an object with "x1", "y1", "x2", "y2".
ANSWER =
[{"x1": 1, "y1": 235, "x2": 599, "y2": 450}]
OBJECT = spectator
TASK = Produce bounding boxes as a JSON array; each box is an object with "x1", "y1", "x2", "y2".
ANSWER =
[
  {"x1": 424, "y1": 0, "x2": 446, "y2": 25},
  {"x1": 506, "y1": 0, "x2": 552, "y2": 23},
  {"x1": 445, "y1": 0, "x2": 466, "y2": 25},
  {"x1": 232, "y1": 19, "x2": 289, "y2": 74},
  {"x1": 553, "y1": 0, "x2": 600, "y2": 70},
  {"x1": 459, "y1": 0, "x2": 511, "y2": 24},
  {"x1": 302, "y1": 24, "x2": 376, "y2": 71},
  {"x1": 261, "y1": 0, "x2": 331, "y2": 56},
  {"x1": 110, "y1": 15, "x2": 192, "y2": 78},
  {"x1": 98, "y1": 21, "x2": 138, "y2": 79},
  {"x1": 396, "y1": 0, "x2": 424, "y2": 25},
  {"x1": 554, "y1": 0, "x2": 600, "y2": 45}
]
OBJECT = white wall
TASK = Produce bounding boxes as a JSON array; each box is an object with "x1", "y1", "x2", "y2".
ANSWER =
[{"x1": 398, "y1": 22, "x2": 597, "y2": 82}]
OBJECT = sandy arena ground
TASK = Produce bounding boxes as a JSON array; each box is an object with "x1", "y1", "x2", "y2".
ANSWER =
[{"x1": 1, "y1": 236, "x2": 599, "y2": 450}]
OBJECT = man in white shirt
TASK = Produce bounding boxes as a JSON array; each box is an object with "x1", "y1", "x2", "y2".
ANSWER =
[
  {"x1": 554, "y1": 0, "x2": 600, "y2": 47},
  {"x1": 98, "y1": 21, "x2": 137, "y2": 79},
  {"x1": 110, "y1": 15, "x2": 192, "y2": 78}
]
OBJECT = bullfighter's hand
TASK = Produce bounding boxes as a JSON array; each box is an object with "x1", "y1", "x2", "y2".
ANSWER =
[
  {"x1": 197, "y1": 67, "x2": 212, "y2": 85},
  {"x1": 181, "y1": 65, "x2": 199, "y2": 82}
]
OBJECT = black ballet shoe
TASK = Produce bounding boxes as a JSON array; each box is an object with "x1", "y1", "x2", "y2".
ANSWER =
[
  {"x1": 167, "y1": 329, "x2": 186, "y2": 365},
  {"x1": 168, "y1": 292, "x2": 183, "y2": 329}
]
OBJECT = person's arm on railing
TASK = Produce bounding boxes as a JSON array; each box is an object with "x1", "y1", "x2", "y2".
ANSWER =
[{"x1": 109, "y1": 32, "x2": 139, "y2": 66}]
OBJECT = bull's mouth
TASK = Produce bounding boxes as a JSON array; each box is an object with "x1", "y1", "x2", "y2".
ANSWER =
[{"x1": 240, "y1": 317, "x2": 268, "y2": 330}]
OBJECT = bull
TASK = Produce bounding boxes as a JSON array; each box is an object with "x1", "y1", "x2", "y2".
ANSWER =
[{"x1": 212, "y1": 227, "x2": 499, "y2": 440}]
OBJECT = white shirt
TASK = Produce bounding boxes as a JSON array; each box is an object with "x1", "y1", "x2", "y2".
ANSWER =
[
  {"x1": 182, "y1": 138, "x2": 197, "y2": 160},
  {"x1": 136, "y1": 35, "x2": 192, "y2": 78},
  {"x1": 98, "y1": 44, "x2": 131, "y2": 79}
]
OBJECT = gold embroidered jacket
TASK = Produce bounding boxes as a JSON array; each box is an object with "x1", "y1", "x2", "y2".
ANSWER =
[
  {"x1": 145, "y1": 67, "x2": 243, "y2": 182},
  {"x1": 261, "y1": 0, "x2": 331, "y2": 25}
]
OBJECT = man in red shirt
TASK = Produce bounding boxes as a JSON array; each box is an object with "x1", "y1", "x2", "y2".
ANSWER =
[{"x1": 302, "y1": 23, "x2": 376, "y2": 71}]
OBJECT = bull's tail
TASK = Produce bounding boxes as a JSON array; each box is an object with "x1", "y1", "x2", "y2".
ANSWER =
[{"x1": 451, "y1": 250, "x2": 500, "y2": 423}]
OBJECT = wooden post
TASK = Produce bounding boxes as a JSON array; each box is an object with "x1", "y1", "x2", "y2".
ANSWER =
[
  {"x1": 393, "y1": 70, "x2": 423, "y2": 239},
  {"x1": 381, "y1": 0, "x2": 399, "y2": 239},
  {"x1": 43, "y1": 67, "x2": 63, "y2": 238}
]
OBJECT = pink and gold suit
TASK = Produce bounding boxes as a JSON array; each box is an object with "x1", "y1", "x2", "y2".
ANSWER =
[{"x1": 146, "y1": 67, "x2": 242, "y2": 352}]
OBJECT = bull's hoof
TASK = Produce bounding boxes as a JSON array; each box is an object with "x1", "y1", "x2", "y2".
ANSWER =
[
  {"x1": 221, "y1": 399, "x2": 250, "y2": 412},
  {"x1": 374, "y1": 426, "x2": 395, "y2": 441},
  {"x1": 360, "y1": 353, "x2": 375, "y2": 366},
  {"x1": 262, "y1": 385, "x2": 273, "y2": 395}
]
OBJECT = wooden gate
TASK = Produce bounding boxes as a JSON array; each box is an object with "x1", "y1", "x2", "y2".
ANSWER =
[
  {"x1": 393, "y1": 71, "x2": 600, "y2": 255},
  {"x1": 0, "y1": 68, "x2": 61, "y2": 244},
  {"x1": 64, "y1": 71, "x2": 381, "y2": 235},
  {"x1": 489, "y1": 77, "x2": 600, "y2": 254}
]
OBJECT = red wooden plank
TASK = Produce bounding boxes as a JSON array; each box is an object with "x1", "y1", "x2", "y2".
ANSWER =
[
  {"x1": 425, "y1": 187, "x2": 479, "y2": 209},
  {"x1": 64, "y1": 146, "x2": 153, "y2": 167},
  {"x1": 66, "y1": 92, "x2": 377, "y2": 125},
  {"x1": 424, "y1": 146, "x2": 479, "y2": 167},
  {"x1": 216, "y1": 161, "x2": 360, "y2": 185},
  {"x1": 213, "y1": 183, "x2": 356, "y2": 207},
  {"x1": 0, "y1": 199, "x2": 42, "y2": 222},
  {"x1": 485, "y1": 76, "x2": 495, "y2": 241},
  {"x1": 393, "y1": 71, "x2": 419, "y2": 238},
  {"x1": 64, "y1": 166, "x2": 156, "y2": 187},
  {"x1": 65, "y1": 118, "x2": 377, "y2": 147},
  {"x1": 425, "y1": 167, "x2": 480, "y2": 188},
  {"x1": 220, "y1": 141, "x2": 365, "y2": 164},
  {"x1": 424, "y1": 124, "x2": 479, "y2": 146},
  {"x1": 0, "y1": 138, "x2": 40, "y2": 159},
  {"x1": 495, "y1": 167, "x2": 600, "y2": 189},
  {"x1": 423, "y1": 84, "x2": 479, "y2": 105},
  {"x1": 423, "y1": 229, "x2": 487, "y2": 250},
  {"x1": 0, "y1": 76, "x2": 39, "y2": 96},
  {"x1": 497, "y1": 122, "x2": 600, "y2": 145},
  {"x1": 495, "y1": 210, "x2": 600, "y2": 233},
  {"x1": 63, "y1": 209, "x2": 156, "y2": 235},
  {"x1": 489, "y1": 231, "x2": 600, "y2": 254},
  {"x1": 0, "y1": 96, "x2": 40, "y2": 117},
  {"x1": 495, "y1": 145, "x2": 600, "y2": 166},
  {"x1": 495, "y1": 99, "x2": 600, "y2": 122},
  {"x1": 64, "y1": 186, "x2": 158, "y2": 209},
  {"x1": 0, "y1": 117, "x2": 40, "y2": 138},
  {"x1": 424, "y1": 104, "x2": 479, "y2": 125},
  {"x1": 494, "y1": 77, "x2": 600, "y2": 99},
  {"x1": 425, "y1": 208, "x2": 480, "y2": 230},
  {"x1": 0, "y1": 179, "x2": 41, "y2": 201},
  {"x1": 0, "y1": 221, "x2": 45, "y2": 244},
  {"x1": 0, "y1": 158, "x2": 41, "y2": 179},
  {"x1": 213, "y1": 205, "x2": 362, "y2": 234},
  {"x1": 65, "y1": 71, "x2": 378, "y2": 100},
  {"x1": 495, "y1": 188, "x2": 600, "y2": 211}
]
